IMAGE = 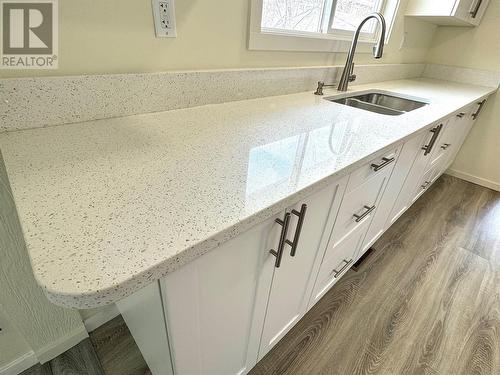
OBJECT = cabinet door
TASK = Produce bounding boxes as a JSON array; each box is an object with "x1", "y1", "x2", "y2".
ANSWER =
[
  {"x1": 160, "y1": 213, "x2": 283, "y2": 375},
  {"x1": 441, "y1": 108, "x2": 476, "y2": 169},
  {"x1": 258, "y1": 175, "x2": 348, "y2": 359},
  {"x1": 386, "y1": 128, "x2": 437, "y2": 226},
  {"x1": 406, "y1": 0, "x2": 458, "y2": 16},
  {"x1": 361, "y1": 138, "x2": 423, "y2": 255},
  {"x1": 455, "y1": 0, "x2": 490, "y2": 25},
  {"x1": 406, "y1": 0, "x2": 489, "y2": 25}
]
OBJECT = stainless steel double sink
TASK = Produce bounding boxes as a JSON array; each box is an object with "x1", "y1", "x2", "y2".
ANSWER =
[{"x1": 326, "y1": 92, "x2": 428, "y2": 116}]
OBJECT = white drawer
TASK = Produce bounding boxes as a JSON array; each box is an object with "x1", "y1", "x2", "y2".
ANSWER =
[
  {"x1": 310, "y1": 220, "x2": 369, "y2": 305},
  {"x1": 412, "y1": 162, "x2": 441, "y2": 203},
  {"x1": 330, "y1": 167, "x2": 390, "y2": 247},
  {"x1": 346, "y1": 146, "x2": 400, "y2": 194}
]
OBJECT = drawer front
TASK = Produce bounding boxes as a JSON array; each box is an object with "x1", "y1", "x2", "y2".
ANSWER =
[
  {"x1": 412, "y1": 163, "x2": 441, "y2": 203},
  {"x1": 310, "y1": 221, "x2": 369, "y2": 305},
  {"x1": 346, "y1": 146, "x2": 400, "y2": 194},
  {"x1": 330, "y1": 168, "x2": 390, "y2": 246}
]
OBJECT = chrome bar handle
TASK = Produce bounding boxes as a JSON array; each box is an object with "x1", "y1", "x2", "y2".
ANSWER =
[
  {"x1": 470, "y1": 0, "x2": 483, "y2": 18},
  {"x1": 332, "y1": 259, "x2": 354, "y2": 278},
  {"x1": 456, "y1": 112, "x2": 466, "y2": 118},
  {"x1": 285, "y1": 204, "x2": 307, "y2": 257},
  {"x1": 269, "y1": 212, "x2": 291, "y2": 268},
  {"x1": 370, "y1": 156, "x2": 395, "y2": 172},
  {"x1": 353, "y1": 205, "x2": 376, "y2": 223},
  {"x1": 422, "y1": 124, "x2": 443, "y2": 156},
  {"x1": 421, "y1": 181, "x2": 431, "y2": 190},
  {"x1": 472, "y1": 100, "x2": 486, "y2": 120}
]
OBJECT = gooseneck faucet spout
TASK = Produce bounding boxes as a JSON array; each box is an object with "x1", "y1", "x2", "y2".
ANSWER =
[{"x1": 337, "y1": 12, "x2": 386, "y2": 92}]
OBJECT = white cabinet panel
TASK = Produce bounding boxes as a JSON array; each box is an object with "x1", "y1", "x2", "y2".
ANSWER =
[
  {"x1": 427, "y1": 120, "x2": 451, "y2": 170},
  {"x1": 310, "y1": 219, "x2": 369, "y2": 306},
  {"x1": 258, "y1": 175, "x2": 348, "y2": 359},
  {"x1": 331, "y1": 166, "x2": 390, "y2": 248},
  {"x1": 346, "y1": 147, "x2": 399, "y2": 194},
  {"x1": 117, "y1": 282, "x2": 174, "y2": 375},
  {"x1": 440, "y1": 106, "x2": 477, "y2": 169},
  {"x1": 160, "y1": 213, "x2": 282, "y2": 375},
  {"x1": 387, "y1": 126, "x2": 439, "y2": 226},
  {"x1": 406, "y1": 0, "x2": 490, "y2": 26},
  {"x1": 361, "y1": 137, "x2": 424, "y2": 255}
]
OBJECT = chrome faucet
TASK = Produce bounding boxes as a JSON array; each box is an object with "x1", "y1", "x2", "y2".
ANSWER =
[
  {"x1": 337, "y1": 12, "x2": 386, "y2": 92},
  {"x1": 314, "y1": 12, "x2": 386, "y2": 95}
]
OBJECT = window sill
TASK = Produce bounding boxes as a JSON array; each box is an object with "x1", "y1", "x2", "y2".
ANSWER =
[{"x1": 248, "y1": 30, "x2": 377, "y2": 53}]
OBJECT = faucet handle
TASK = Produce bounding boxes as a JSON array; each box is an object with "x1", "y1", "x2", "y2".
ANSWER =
[{"x1": 348, "y1": 62, "x2": 356, "y2": 82}]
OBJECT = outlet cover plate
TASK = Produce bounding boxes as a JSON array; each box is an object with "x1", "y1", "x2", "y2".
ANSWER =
[{"x1": 152, "y1": 0, "x2": 177, "y2": 38}]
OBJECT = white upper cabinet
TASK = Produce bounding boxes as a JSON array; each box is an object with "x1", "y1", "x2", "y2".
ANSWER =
[{"x1": 406, "y1": 0, "x2": 490, "y2": 26}]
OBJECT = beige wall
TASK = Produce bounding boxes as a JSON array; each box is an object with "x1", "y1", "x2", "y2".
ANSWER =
[
  {"x1": 0, "y1": 0, "x2": 436, "y2": 78},
  {"x1": 427, "y1": 1, "x2": 500, "y2": 188}
]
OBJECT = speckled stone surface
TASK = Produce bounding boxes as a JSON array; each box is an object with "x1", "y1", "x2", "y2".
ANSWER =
[
  {"x1": 0, "y1": 78, "x2": 495, "y2": 309},
  {"x1": 423, "y1": 64, "x2": 500, "y2": 88},
  {"x1": 0, "y1": 64, "x2": 425, "y2": 132}
]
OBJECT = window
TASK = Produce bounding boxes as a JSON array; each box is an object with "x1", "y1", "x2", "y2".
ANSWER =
[
  {"x1": 331, "y1": 0, "x2": 383, "y2": 34},
  {"x1": 261, "y1": 0, "x2": 384, "y2": 38},
  {"x1": 249, "y1": 0, "x2": 400, "y2": 52}
]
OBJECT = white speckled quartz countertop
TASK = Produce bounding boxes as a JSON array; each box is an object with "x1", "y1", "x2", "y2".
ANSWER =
[{"x1": 0, "y1": 78, "x2": 495, "y2": 308}]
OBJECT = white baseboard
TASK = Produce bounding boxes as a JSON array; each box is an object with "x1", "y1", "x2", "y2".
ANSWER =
[
  {"x1": 82, "y1": 304, "x2": 120, "y2": 332},
  {"x1": 35, "y1": 326, "x2": 89, "y2": 364},
  {"x1": 0, "y1": 351, "x2": 38, "y2": 375},
  {"x1": 446, "y1": 169, "x2": 500, "y2": 192}
]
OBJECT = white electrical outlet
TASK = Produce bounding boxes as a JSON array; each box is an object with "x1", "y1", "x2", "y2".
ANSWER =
[{"x1": 152, "y1": 0, "x2": 176, "y2": 38}]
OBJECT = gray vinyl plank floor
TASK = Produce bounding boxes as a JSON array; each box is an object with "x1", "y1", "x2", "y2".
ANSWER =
[
  {"x1": 21, "y1": 317, "x2": 149, "y2": 375},
  {"x1": 21, "y1": 175, "x2": 500, "y2": 375}
]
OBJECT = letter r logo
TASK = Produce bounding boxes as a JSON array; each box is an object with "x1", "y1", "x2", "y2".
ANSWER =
[{"x1": 2, "y1": 1, "x2": 53, "y2": 54}]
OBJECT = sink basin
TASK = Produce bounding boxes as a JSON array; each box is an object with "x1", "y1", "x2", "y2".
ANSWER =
[{"x1": 327, "y1": 92, "x2": 428, "y2": 116}]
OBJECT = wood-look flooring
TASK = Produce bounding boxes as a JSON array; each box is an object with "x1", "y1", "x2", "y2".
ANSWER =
[
  {"x1": 21, "y1": 175, "x2": 500, "y2": 375},
  {"x1": 20, "y1": 316, "x2": 150, "y2": 375},
  {"x1": 250, "y1": 175, "x2": 500, "y2": 375}
]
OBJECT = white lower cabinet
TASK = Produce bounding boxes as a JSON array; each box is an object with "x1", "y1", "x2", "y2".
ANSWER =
[
  {"x1": 258, "y1": 176, "x2": 348, "y2": 358},
  {"x1": 310, "y1": 219, "x2": 370, "y2": 306},
  {"x1": 437, "y1": 104, "x2": 477, "y2": 170},
  {"x1": 387, "y1": 124, "x2": 442, "y2": 226},
  {"x1": 360, "y1": 135, "x2": 426, "y2": 256},
  {"x1": 139, "y1": 174, "x2": 349, "y2": 375},
  {"x1": 117, "y1": 101, "x2": 487, "y2": 375},
  {"x1": 158, "y1": 212, "x2": 281, "y2": 375}
]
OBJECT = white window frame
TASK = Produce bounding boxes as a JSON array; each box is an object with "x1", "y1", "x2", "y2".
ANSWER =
[{"x1": 248, "y1": 0, "x2": 401, "y2": 53}]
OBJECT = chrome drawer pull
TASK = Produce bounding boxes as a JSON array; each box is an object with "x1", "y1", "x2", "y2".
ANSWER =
[
  {"x1": 421, "y1": 181, "x2": 431, "y2": 190},
  {"x1": 472, "y1": 99, "x2": 486, "y2": 120},
  {"x1": 370, "y1": 157, "x2": 395, "y2": 172},
  {"x1": 269, "y1": 212, "x2": 291, "y2": 268},
  {"x1": 285, "y1": 204, "x2": 307, "y2": 257},
  {"x1": 422, "y1": 124, "x2": 443, "y2": 156},
  {"x1": 332, "y1": 259, "x2": 354, "y2": 278},
  {"x1": 456, "y1": 112, "x2": 466, "y2": 118},
  {"x1": 441, "y1": 143, "x2": 451, "y2": 150},
  {"x1": 353, "y1": 205, "x2": 376, "y2": 223}
]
